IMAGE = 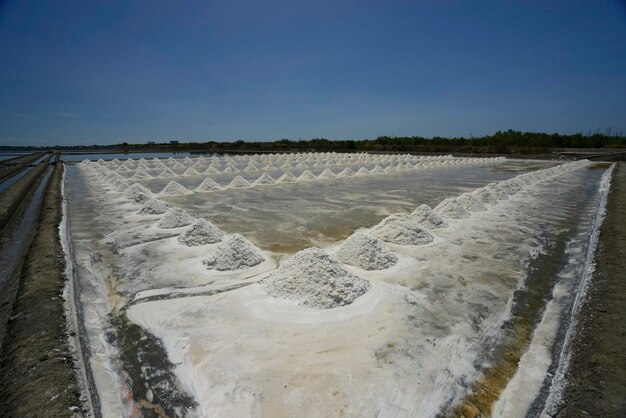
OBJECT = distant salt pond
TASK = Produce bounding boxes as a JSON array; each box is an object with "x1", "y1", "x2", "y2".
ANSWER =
[{"x1": 64, "y1": 154, "x2": 611, "y2": 417}]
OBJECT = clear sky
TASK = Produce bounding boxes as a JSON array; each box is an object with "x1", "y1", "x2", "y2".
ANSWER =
[{"x1": 0, "y1": 0, "x2": 625, "y2": 146}]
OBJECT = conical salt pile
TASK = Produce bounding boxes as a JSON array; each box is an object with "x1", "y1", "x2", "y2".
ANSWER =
[
  {"x1": 178, "y1": 219, "x2": 224, "y2": 246},
  {"x1": 456, "y1": 193, "x2": 487, "y2": 212},
  {"x1": 158, "y1": 168, "x2": 178, "y2": 177},
  {"x1": 371, "y1": 214, "x2": 434, "y2": 245},
  {"x1": 253, "y1": 173, "x2": 276, "y2": 185},
  {"x1": 160, "y1": 181, "x2": 190, "y2": 196},
  {"x1": 125, "y1": 183, "x2": 153, "y2": 204},
  {"x1": 228, "y1": 175, "x2": 251, "y2": 188},
  {"x1": 137, "y1": 198, "x2": 169, "y2": 215},
  {"x1": 337, "y1": 167, "x2": 354, "y2": 177},
  {"x1": 410, "y1": 204, "x2": 448, "y2": 229},
  {"x1": 131, "y1": 168, "x2": 152, "y2": 179},
  {"x1": 297, "y1": 170, "x2": 316, "y2": 181},
  {"x1": 203, "y1": 234, "x2": 265, "y2": 271},
  {"x1": 196, "y1": 177, "x2": 223, "y2": 192},
  {"x1": 203, "y1": 166, "x2": 221, "y2": 174},
  {"x1": 355, "y1": 167, "x2": 369, "y2": 176},
  {"x1": 262, "y1": 247, "x2": 371, "y2": 309},
  {"x1": 222, "y1": 164, "x2": 240, "y2": 173},
  {"x1": 183, "y1": 167, "x2": 202, "y2": 176},
  {"x1": 434, "y1": 198, "x2": 470, "y2": 219},
  {"x1": 277, "y1": 171, "x2": 297, "y2": 183},
  {"x1": 318, "y1": 168, "x2": 336, "y2": 179},
  {"x1": 157, "y1": 209, "x2": 195, "y2": 228},
  {"x1": 337, "y1": 233, "x2": 397, "y2": 270}
]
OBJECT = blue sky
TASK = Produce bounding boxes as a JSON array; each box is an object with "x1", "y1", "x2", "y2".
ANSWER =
[{"x1": 0, "y1": 0, "x2": 625, "y2": 146}]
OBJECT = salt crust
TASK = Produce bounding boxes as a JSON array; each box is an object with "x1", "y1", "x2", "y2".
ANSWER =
[
  {"x1": 178, "y1": 219, "x2": 224, "y2": 246},
  {"x1": 371, "y1": 214, "x2": 434, "y2": 245},
  {"x1": 157, "y1": 209, "x2": 195, "y2": 229},
  {"x1": 336, "y1": 233, "x2": 397, "y2": 270},
  {"x1": 262, "y1": 247, "x2": 371, "y2": 309},
  {"x1": 203, "y1": 234, "x2": 265, "y2": 271}
]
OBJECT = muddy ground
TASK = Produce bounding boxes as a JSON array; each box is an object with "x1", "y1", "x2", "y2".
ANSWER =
[
  {"x1": 0, "y1": 162, "x2": 83, "y2": 417},
  {"x1": 555, "y1": 162, "x2": 626, "y2": 417}
]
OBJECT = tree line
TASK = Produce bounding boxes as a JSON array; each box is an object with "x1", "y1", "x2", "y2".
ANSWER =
[{"x1": 3, "y1": 130, "x2": 625, "y2": 154}]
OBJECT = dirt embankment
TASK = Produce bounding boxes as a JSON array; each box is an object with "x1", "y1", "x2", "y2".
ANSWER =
[
  {"x1": 555, "y1": 162, "x2": 626, "y2": 417},
  {"x1": 0, "y1": 152, "x2": 47, "y2": 183},
  {"x1": 0, "y1": 162, "x2": 83, "y2": 416},
  {"x1": 0, "y1": 156, "x2": 51, "y2": 229}
]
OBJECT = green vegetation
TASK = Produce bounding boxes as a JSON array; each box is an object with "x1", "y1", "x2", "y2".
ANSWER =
[{"x1": 2, "y1": 130, "x2": 625, "y2": 154}]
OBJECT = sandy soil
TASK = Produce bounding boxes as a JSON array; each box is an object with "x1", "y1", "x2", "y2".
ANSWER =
[
  {"x1": 0, "y1": 162, "x2": 83, "y2": 417},
  {"x1": 555, "y1": 162, "x2": 626, "y2": 417}
]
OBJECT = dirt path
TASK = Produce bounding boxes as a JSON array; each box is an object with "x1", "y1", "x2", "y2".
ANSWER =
[
  {"x1": 555, "y1": 162, "x2": 626, "y2": 417},
  {"x1": 0, "y1": 162, "x2": 84, "y2": 416}
]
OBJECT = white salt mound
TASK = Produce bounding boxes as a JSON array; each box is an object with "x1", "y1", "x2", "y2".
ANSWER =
[
  {"x1": 457, "y1": 193, "x2": 487, "y2": 212},
  {"x1": 157, "y1": 209, "x2": 195, "y2": 229},
  {"x1": 355, "y1": 167, "x2": 370, "y2": 176},
  {"x1": 297, "y1": 170, "x2": 316, "y2": 181},
  {"x1": 183, "y1": 167, "x2": 202, "y2": 176},
  {"x1": 277, "y1": 171, "x2": 297, "y2": 183},
  {"x1": 337, "y1": 167, "x2": 354, "y2": 177},
  {"x1": 471, "y1": 188, "x2": 498, "y2": 204},
  {"x1": 203, "y1": 166, "x2": 221, "y2": 174},
  {"x1": 318, "y1": 168, "x2": 336, "y2": 179},
  {"x1": 410, "y1": 204, "x2": 448, "y2": 229},
  {"x1": 485, "y1": 183, "x2": 508, "y2": 200},
  {"x1": 337, "y1": 233, "x2": 397, "y2": 270},
  {"x1": 137, "y1": 198, "x2": 169, "y2": 215},
  {"x1": 253, "y1": 173, "x2": 276, "y2": 185},
  {"x1": 178, "y1": 219, "x2": 224, "y2": 246},
  {"x1": 222, "y1": 164, "x2": 239, "y2": 173},
  {"x1": 372, "y1": 214, "x2": 434, "y2": 245},
  {"x1": 434, "y1": 198, "x2": 471, "y2": 219},
  {"x1": 160, "y1": 181, "x2": 190, "y2": 195},
  {"x1": 159, "y1": 168, "x2": 178, "y2": 177},
  {"x1": 196, "y1": 177, "x2": 223, "y2": 192},
  {"x1": 262, "y1": 247, "x2": 371, "y2": 309},
  {"x1": 203, "y1": 234, "x2": 264, "y2": 271},
  {"x1": 125, "y1": 183, "x2": 152, "y2": 204},
  {"x1": 228, "y1": 175, "x2": 250, "y2": 188},
  {"x1": 132, "y1": 169, "x2": 152, "y2": 179}
]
